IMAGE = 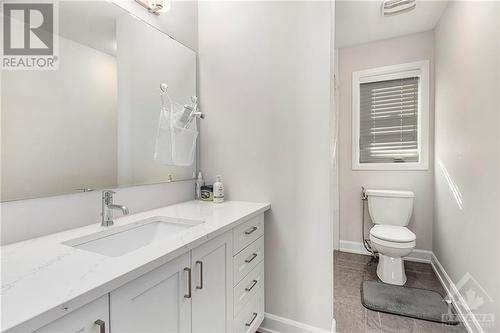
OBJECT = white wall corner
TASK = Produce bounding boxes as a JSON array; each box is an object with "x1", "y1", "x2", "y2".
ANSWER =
[
  {"x1": 259, "y1": 313, "x2": 333, "y2": 333},
  {"x1": 431, "y1": 254, "x2": 486, "y2": 333},
  {"x1": 339, "y1": 240, "x2": 432, "y2": 263}
]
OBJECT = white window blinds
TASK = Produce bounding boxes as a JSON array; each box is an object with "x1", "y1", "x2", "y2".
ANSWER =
[{"x1": 359, "y1": 77, "x2": 419, "y2": 164}]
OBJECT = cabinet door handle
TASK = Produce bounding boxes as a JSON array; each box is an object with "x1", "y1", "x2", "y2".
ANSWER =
[
  {"x1": 245, "y1": 279, "x2": 258, "y2": 292},
  {"x1": 184, "y1": 267, "x2": 192, "y2": 298},
  {"x1": 196, "y1": 261, "x2": 203, "y2": 290},
  {"x1": 245, "y1": 312, "x2": 258, "y2": 327},
  {"x1": 245, "y1": 253, "x2": 258, "y2": 263},
  {"x1": 244, "y1": 226, "x2": 258, "y2": 235},
  {"x1": 94, "y1": 319, "x2": 106, "y2": 333}
]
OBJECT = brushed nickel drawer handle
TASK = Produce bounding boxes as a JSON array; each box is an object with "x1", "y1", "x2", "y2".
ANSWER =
[
  {"x1": 94, "y1": 319, "x2": 106, "y2": 333},
  {"x1": 245, "y1": 312, "x2": 258, "y2": 327},
  {"x1": 244, "y1": 226, "x2": 258, "y2": 235},
  {"x1": 245, "y1": 279, "x2": 258, "y2": 292},
  {"x1": 245, "y1": 253, "x2": 258, "y2": 263},
  {"x1": 184, "y1": 267, "x2": 192, "y2": 298},
  {"x1": 196, "y1": 261, "x2": 203, "y2": 290}
]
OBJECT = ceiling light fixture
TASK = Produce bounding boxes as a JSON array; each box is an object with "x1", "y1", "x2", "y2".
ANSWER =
[
  {"x1": 381, "y1": 0, "x2": 416, "y2": 16},
  {"x1": 135, "y1": 0, "x2": 171, "y2": 15}
]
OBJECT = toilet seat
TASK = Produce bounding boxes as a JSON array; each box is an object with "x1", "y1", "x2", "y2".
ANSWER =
[
  {"x1": 370, "y1": 225, "x2": 416, "y2": 243},
  {"x1": 370, "y1": 234, "x2": 415, "y2": 249}
]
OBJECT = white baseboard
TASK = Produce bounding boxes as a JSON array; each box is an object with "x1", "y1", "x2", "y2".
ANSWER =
[
  {"x1": 339, "y1": 240, "x2": 432, "y2": 263},
  {"x1": 259, "y1": 312, "x2": 334, "y2": 333},
  {"x1": 338, "y1": 240, "x2": 371, "y2": 255},
  {"x1": 430, "y1": 254, "x2": 485, "y2": 333}
]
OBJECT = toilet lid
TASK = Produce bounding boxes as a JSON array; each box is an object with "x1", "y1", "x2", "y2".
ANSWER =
[{"x1": 370, "y1": 225, "x2": 416, "y2": 243}]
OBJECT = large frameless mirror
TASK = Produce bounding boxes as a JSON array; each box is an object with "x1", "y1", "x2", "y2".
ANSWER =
[{"x1": 1, "y1": 1, "x2": 197, "y2": 201}]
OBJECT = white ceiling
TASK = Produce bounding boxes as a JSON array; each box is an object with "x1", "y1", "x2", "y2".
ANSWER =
[{"x1": 335, "y1": 0, "x2": 449, "y2": 48}]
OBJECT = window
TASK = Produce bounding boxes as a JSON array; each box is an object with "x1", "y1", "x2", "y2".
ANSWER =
[{"x1": 352, "y1": 61, "x2": 429, "y2": 170}]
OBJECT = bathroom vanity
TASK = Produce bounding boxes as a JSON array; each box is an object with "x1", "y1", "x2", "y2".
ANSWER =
[{"x1": 1, "y1": 201, "x2": 269, "y2": 333}]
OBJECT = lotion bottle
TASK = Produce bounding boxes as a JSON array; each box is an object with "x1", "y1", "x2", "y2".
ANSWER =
[{"x1": 213, "y1": 175, "x2": 224, "y2": 203}]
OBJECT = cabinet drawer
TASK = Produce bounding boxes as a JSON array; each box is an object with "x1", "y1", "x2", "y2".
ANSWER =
[
  {"x1": 233, "y1": 287, "x2": 264, "y2": 333},
  {"x1": 233, "y1": 236, "x2": 264, "y2": 285},
  {"x1": 233, "y1": 214, "x2": 264, "y2": 255},
  {"x1": 234, "y1": 260, "x2": 264, "y2": 317}
]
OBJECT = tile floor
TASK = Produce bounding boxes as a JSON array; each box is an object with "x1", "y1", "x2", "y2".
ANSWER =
[{"x1": 334, "y1": 251, "x2": 468, "y2": 333}]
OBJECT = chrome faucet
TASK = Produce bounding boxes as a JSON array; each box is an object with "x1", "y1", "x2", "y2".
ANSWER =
[{"x1": 101, "y1": 190, "x2": 129, "y2": 227}]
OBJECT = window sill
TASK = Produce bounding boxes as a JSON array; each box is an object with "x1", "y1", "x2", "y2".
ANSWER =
[{"x1": 352, "y1": 162, "x2": 429, "y2": 171}]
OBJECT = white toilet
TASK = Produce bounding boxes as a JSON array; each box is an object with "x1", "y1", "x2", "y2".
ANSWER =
[{"x1": 365, "y1": 189, "x2": 416, "y2": 286}]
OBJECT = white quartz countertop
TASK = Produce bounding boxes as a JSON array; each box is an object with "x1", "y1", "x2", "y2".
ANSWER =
[{"x1": 1, "y1": 200, "x2": 270, "y2": 332}]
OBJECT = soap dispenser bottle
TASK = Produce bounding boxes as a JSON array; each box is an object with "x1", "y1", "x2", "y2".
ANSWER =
[{"x1": 213, "y1": 175, "x2": 224, "y2": 203}]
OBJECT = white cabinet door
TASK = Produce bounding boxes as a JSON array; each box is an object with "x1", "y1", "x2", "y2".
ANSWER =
[
  {"x1": 110, "y1": 252, "x2": 191, "y2": 333},
  {"x1": 191, "y1": 232, "x2": 233, "y2": 333},
  {"x1": 34, "y1": 296, "x2": 109, "y2": 333}
]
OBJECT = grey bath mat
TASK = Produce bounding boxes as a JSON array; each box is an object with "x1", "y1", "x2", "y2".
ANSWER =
[{"x1": 361, "y1": 280, "x2": 459, "y2": 325}]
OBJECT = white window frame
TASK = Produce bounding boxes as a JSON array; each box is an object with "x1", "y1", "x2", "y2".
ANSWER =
[{"x1": 352, "y1": 60, "x2": 430, "y2": 171}]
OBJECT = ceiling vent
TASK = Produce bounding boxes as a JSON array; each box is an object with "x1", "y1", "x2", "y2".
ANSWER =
[{"x1": 382, "y1": 0, "x2": 417, "y2": 16}]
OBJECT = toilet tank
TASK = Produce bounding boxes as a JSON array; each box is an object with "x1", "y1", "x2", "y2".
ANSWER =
[{"x1": 365, "y1": 189, "x2": 414, "y2": 226}]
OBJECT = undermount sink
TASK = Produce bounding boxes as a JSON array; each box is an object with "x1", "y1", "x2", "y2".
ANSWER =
[{"x1": 63, "y1": 217, "x2": 203, "y2": 257}]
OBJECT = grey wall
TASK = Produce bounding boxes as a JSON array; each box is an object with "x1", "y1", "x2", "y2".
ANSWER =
[
  {"x1": 434, "y1": 2, "x2": 500, "y2": 331},
  {"x1": 198, "y1": 1, "x2": 333, "y2": 330},
  {"x1": 338, "y1": 31, "x2": 435, "y2": 251},
  {"x1": 0, "y1": 1, "x2": 199, "y2": 245}
]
